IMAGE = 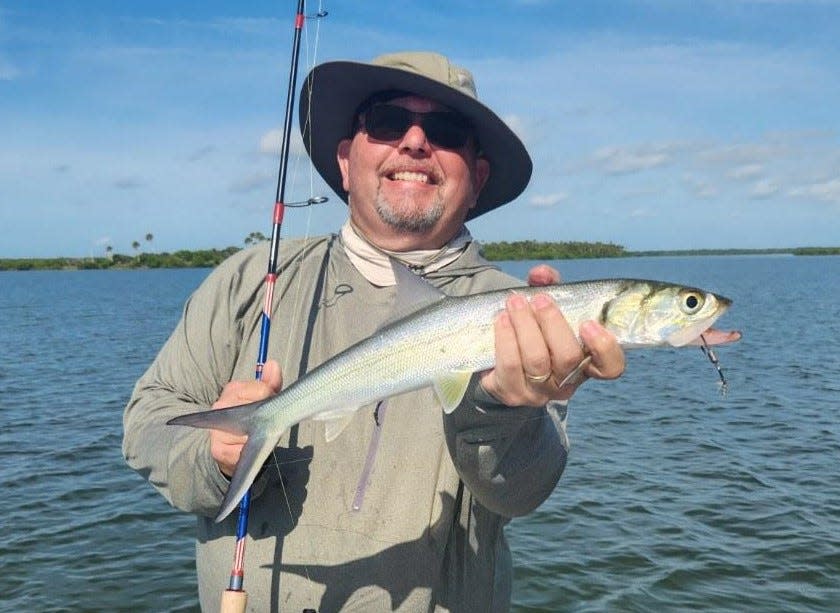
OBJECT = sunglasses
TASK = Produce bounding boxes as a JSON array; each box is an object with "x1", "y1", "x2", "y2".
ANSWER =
[{"x1": 361, "y1": 104, "x2": 475, "y2": 150}]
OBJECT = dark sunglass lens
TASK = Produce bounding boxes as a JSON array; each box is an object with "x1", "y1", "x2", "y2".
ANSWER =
[
  {"x1": 423, "y1": 113, "x2": 471, "y2": 149},
  {"x1": 363, "y1": 105, "x2": 473, "y2": 149},
  {"x1": 364, "y1": 106, "x2": 412, "y2": 141}
]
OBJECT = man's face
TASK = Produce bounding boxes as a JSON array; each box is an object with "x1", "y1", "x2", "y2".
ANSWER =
[{"x1": 336, "y1": 95, "x2": 490, "y2": 250}]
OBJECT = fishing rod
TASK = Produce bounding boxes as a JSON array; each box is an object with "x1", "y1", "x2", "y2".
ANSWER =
[{"x1": 221, "y1": 1, "x2": 326, "y2": 611}]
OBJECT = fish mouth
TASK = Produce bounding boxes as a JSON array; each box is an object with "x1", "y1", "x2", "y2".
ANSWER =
[{"x1": 684, "y1": 328, "x2": 742, "y2": 346}]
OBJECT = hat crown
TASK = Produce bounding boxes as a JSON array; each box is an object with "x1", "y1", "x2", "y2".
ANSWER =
[{"x1": 372, "y1": 52, "x2": 478, "y2": 101}]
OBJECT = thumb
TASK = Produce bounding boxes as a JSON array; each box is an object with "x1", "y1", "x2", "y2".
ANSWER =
[
  {"x1": 527, "y1": 264, "x2": 561, "y2": 287},
  {"x1": 261, "y1": 359, "x2": 283, "y2": 393}
]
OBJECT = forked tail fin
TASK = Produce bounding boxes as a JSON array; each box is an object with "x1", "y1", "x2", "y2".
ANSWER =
[{"x1": 167, "y1": 400, "x2": 284, "y2": 522}]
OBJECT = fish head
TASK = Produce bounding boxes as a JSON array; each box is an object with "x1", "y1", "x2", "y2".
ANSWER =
[{"x1": 603, "y1": 281, "x2": 732, "y2": 348}]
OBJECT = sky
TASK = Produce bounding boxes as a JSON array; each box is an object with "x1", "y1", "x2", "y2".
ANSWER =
[{"x1": 1, "y1": 0, "x2": 839, "y2": 257}]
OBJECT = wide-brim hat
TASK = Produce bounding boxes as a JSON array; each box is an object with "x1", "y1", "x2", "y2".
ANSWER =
[{"x1": 299, "y1": 51, "x2": 532, "y2": 221}]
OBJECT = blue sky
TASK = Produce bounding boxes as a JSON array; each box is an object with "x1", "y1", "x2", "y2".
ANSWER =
[{"x1": 2, "y1": 0, "x2": 839, "y2": 257}]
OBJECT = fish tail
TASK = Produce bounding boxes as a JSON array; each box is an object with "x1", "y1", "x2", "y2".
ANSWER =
[
  {"x1": 167, "y1": 400, "x2": 264, "y2": 435},
  {"x1": 167, "y1": 399, "x2": 289, "y2": 523},
  {"x1": 214, "y1": 429, "x2": 277, "y2": 522}
]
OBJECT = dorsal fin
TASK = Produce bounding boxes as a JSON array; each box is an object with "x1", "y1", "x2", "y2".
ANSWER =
[{"x1": 385, "y1": 258, "x2": 447, "y2": 324}]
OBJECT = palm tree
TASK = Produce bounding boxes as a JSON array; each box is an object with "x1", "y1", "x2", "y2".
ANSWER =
[
  {"x1": 244, "y1": 231, "x2": 268, "y2": 246},
  {"x1": 132, "y1": 240, "x2": 141, "y2": 253}
]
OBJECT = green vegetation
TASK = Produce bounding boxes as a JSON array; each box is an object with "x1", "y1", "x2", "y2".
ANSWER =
[
  {"x1": 481, "y1": 244, "x2": 840, "y2": 261},
  {"x1": 0, "y1": 248, "x2": 240, "y2": 271},
  {"x1": 480, "y1": 240, "x2": 626, "y2": 260},
  {"x1": 1, "y1": 241, "x2": 837, "y2": 271},
  {"x1": 791, "y1": 246, "x2": 840, "y2": 256}
]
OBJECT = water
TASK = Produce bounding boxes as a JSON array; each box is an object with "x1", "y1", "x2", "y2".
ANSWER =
[{"x1": 1, "y1": 256, "x2": 838, "y2": 612}]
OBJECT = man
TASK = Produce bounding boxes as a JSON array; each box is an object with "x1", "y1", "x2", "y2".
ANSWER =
[{"x1": 123, "y1": 51, "x2": 624, "y2": 612}]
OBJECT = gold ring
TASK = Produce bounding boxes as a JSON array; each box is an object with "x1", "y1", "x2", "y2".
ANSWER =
[{"x1": 525, "y1": 371, "x2": 552, "y2": 383}]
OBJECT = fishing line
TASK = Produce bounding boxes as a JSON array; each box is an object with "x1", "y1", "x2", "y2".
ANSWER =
[
  {"x1": 699, "y1": 334, "x2": 729, "y2": 395},
  {"x1": 270, "y1": 452, "x2": 313, "y2": 584},
  {"x1": 279, "y1": 0, "x2": 329, "y2": 381}
]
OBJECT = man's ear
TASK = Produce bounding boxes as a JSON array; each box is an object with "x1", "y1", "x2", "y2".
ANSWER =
[
  {"x1": 472, "y1": 156, "x2": 490, "y2": 203},
  {"x1": 337, "y1": 138, "x2": 352, "y2": 192}
]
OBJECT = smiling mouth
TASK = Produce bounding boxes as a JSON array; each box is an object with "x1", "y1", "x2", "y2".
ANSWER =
[{"x1": 387, "y1": 170, "x2": 435, "y2": 185}]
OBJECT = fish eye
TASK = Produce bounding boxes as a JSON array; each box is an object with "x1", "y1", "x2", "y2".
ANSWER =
[{"x1": 680, "y1": 291, "x2": 704, "y2": 315}]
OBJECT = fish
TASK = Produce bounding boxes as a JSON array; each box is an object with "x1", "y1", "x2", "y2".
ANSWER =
[{"x1": 169, "y1": 272, "x2": 739, "y2": 522}]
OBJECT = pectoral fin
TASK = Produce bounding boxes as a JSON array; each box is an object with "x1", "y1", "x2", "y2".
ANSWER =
[{"x1": 433, "y1": 371, "x2": 473, "y2": 414}]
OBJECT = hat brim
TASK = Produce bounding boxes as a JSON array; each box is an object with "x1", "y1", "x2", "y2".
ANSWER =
[{"x1": 299, "y1": 60, "x2": 532, "y2": 221}]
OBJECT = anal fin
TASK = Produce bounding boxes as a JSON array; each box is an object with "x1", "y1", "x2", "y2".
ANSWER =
[{"x1": 312, "y1": 406, "x2": 359, "y2": 442}]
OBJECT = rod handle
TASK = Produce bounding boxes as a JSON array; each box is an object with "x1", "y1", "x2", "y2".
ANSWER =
[{"x1": 220, "y1": 589, "x2": 247, "y2": 613}]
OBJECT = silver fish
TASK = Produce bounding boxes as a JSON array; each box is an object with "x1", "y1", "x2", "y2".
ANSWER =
[{"x1": 169, "y1": 276, "x2": 737, "y2": 522}]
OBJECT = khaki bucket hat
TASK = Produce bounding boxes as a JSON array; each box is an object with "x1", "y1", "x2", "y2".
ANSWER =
[{"x1": 299, "y1": 51, "x2": 532, "y2": 220}]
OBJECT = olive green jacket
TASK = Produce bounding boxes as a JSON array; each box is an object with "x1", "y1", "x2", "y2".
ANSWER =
[{"x1": 123, "y1": 236, "x2": 569, "y2": 612}]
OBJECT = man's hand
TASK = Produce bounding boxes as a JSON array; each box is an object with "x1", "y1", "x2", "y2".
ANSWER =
[
  {"x1": 479, "y1": 265, "x2": 625, "y2": 406},
  {"x1": 210, "y1": 359, "x2": 282, "y2": 477}
]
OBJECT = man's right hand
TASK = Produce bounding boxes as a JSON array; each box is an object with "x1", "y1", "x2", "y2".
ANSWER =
[{"x1": 210, "y1": 359, "x2": 283, "y2": 477}]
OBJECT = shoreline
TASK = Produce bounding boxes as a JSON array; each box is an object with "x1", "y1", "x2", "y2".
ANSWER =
[{"x1": 1, "y1": 243, "x2": 837, "y2": 271}]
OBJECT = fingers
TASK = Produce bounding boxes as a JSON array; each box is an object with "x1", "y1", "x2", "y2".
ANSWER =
[
  {"x1": 481, "y1": 301, "x2": 538, "y2": 406},
  {"x1": 526, "y1": 264, "x2": 561, "y2": 287},
  {"x1": 260, "y1": 359, "x2": 283, "y2": 393},
  {"x1": 210, "y1": 360, "x2": 283, "y2": 477},
  {"x1": 211, "y1": 430, "x2": 247, "y2": 478},
  {"x1": 579, "y1": 320, "x2": 625, "y2": 380},
  {"x1": 212, "y1": 359, "x2": 283, "y2": 410},
  {"x1": 481, "y1": 293, "x2": 625, "y2": 407},
  {"x1": 482, "y1": 293, "x2": 578, "y2": 405}
]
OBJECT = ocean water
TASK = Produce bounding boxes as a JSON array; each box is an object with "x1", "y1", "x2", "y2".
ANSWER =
[{"x1": 1, "y1": 256, "x2": 838, "y2": 612}]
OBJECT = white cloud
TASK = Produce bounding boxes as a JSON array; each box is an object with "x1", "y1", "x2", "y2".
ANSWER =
[
  {"x1": 750, "y1": 179, "x2": 781, "y2": 199},
  {"x1": 259, "y1": 128, "x2": 306, "y2": 157},
  {"x1": 788, "y1": 177, "x2": 840, "y2": 204},
  {"x1": 728, "y1": 163, "x2": 764, "y2": 180},
  {"x1": 590, "y1": 145, "x2": 674, "y2": 175},
  {"x1": 259, "y1": 129, "x2": 283, "y2": 156},
  {"x1": 529, "y1": 192, "x2": 569, "y2": 208},
  {"x1": 696, "y1": 143, "x2": 789, "y2": 166},
  {"x1": 683, "y1": 174, "x2": 719, "y2": 199},
  {"x1": 503, "y1": 114, "x2": 529, "y2": 143}
]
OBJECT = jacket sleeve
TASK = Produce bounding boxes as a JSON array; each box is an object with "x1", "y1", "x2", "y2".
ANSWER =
[
  {"x1": 443, "y1": 376, "x2": 570, "y2": 518},
  {"x1": 122, "y1": 253, "x2": 266, "y2": 517}
]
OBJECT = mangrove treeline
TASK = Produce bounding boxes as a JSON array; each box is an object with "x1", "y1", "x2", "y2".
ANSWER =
[
  {"x1": 1, "y1": 243, "x2": 838, "y2": 272},
  {"x1": 0, "y1": 248, "x2": 241, "y2": 271}
]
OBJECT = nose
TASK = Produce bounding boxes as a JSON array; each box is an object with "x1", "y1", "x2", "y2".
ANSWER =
[{"x1": 398, "y1": 122, "x2": 431, "y2": 153}]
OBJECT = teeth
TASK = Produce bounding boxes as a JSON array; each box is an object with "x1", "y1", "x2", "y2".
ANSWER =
[{"x1": 391, "y1": 171, "x2": 429, "y2": 183}]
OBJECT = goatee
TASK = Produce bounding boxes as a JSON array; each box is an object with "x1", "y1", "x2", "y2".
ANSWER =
[{"x1": 375, "y1": 190, "x2": 444, "y2": 233}]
